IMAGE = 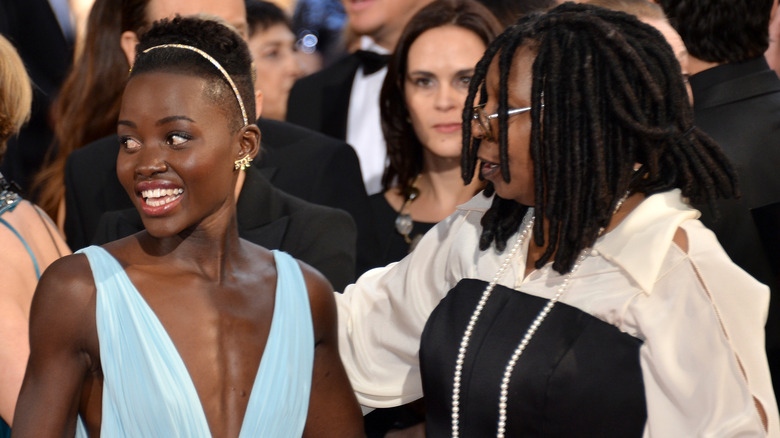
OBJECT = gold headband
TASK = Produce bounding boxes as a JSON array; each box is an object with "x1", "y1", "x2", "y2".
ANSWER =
[{"x1": 141, "y1": 43, "x2": 249, "y2": 126}]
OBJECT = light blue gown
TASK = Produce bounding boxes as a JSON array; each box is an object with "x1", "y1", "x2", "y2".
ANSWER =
[{"x1": 75, "y1": 246, "x2": 314, "y2": 437}]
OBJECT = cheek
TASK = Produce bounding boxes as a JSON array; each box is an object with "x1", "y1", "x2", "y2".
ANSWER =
[
  {"x1": 116, "y1": 152, "x2": 135, "y2": 193},
  {"x1": 405, "y1": 94, "x2": 428, "y2": 132},
  {"x1": 507, "y1": 126, "x2": 535, "y2": 186}
]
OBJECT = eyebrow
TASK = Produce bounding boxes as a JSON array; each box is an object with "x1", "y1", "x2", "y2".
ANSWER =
[
  {"x1": 260, "y1": 41, "x2": 284, "y2": 49},
  {"x1": 407, "y1": 68, "x2": 475, "y2": 77},
  {"x1": 116, "y1": 115, "x2": 195, "y2": 128},
  {"x1": 156, "y1": 115, "x2": 196, "y2": 126}
]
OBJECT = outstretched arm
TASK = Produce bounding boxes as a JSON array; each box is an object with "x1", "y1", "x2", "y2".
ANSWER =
[
  {"x1": 300, "y1": 263, "x2": 364, "y2": 438},
  {"x1": 12, "y1": 254, "x2": 97, "y2": 437}
]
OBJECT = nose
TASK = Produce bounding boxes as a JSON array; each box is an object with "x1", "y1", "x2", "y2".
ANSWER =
[
  {"x1": 434, "y1": 83, "x2": 458, "y2": 111},
  {"x1": 471, "y1": 114, "x2": 487, "y2": 139},
  {"x1": 134, "y1": 147, "x2": 168, "y2": 177},
  {"x1": 471, "y1": 110, "x2": 494, "y2": 142}
]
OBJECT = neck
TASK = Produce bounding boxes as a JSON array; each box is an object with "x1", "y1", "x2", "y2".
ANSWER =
[
  {"x1": 370, "y1": 27, "x2": 401, "y2": 52},
  {"x1": 688, "y1": 55, "x2": 722, "y2": 75},
  {"x1": 139, "y1": 199, "x2": 244, "y2": 284},
  {"x1": 235, "y1": 169, "x2": 246, "y2": 201},
  {"x1": 407, "y1": 155, "x2": 482, "y2": 223},
  {"x1": 421, "y1": 166, "x2": 476, "y2": 203}
]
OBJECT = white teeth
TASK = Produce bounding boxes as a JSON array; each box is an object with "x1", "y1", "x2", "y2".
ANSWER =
[
  {"x1": 141, "y1": 188, "x2": 183, "y2": 199},
  {"x1": 141, "y1": 187, "x2": 183, "y2": 207}
]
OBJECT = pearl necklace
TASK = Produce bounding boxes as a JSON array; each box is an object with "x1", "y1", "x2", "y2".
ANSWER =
[{"x1": 451, "y1": 194, "x2": 629, "y2": 437}]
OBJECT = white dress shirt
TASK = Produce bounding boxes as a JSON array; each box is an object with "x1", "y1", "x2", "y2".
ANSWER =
[
  {"x1": 346, "y1": 36, "x2": 389, "y2": 195},
  {"x1": 336, "y1": 189, "x2": 780, "y2": 437}
]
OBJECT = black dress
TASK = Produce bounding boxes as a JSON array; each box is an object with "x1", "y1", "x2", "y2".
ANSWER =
[
  {"x1": 359, "y1": 193, "x2": 436, "y2": 273},
  {"x1": 420, "y1": 279, "x2": 648, "y2": 437}
]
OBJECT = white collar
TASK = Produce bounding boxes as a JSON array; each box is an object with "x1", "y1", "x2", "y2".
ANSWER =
[
  {"x1": 359, "y1": 36, "x2": 390, "y2": 55},
  {"x1": 595, "y1": 189, "x2": 699, "y2": 294},
  {"x1": 460, "y1": 189, "x2": 700, "y2": 294},
  {"x1": 457, "y1": 191, "x2": 494, "y2": 212}
]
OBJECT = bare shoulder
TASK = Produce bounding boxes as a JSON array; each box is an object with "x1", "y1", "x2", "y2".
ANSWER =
[
  {"x1": 31, "y1": 252, "x2": 98, "y2": 340},
  {"x1": 296, "y1": 259, "x2": 337, "y2": 343},
  {"x1": 13, "y1": 253, "x2": 99, "y2": 435},
  {"x1": 35, "y1": 252, "x2": 96, "y2": 307}
]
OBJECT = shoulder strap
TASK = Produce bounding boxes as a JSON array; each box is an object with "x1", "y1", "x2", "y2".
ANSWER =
[
  {"x1": 239, "y1": 250, "x2": 314, "y2": 438},
  {"x1": 0, "y1": 217, "x2": 41, "y2": 278},
  {"x1": 76, "y1": 245, "x2": 123, "y2": 285}
]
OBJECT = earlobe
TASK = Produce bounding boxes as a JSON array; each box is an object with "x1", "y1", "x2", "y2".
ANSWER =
[{"x1": 120, "y1": 31, "x2": 140, "y2": 68}]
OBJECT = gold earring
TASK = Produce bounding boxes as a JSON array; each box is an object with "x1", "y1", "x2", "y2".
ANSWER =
[{"x1": 234, "y1": 155, "x2": 253, "y2": 170}]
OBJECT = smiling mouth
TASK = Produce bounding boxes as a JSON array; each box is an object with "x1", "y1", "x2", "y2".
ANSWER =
[{"x1": 141, "y1": 188, "x2": 184, "y2": 207}]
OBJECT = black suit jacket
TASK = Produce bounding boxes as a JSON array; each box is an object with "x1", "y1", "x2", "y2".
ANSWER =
[
  {"x1": 689, "y1": 56, "x2": 780, "y2": 376},
  {"x1": 0, "y1": 0, "x2": 72, "y2": 191},
  {"x1": 286, "y1": 53, "x2": 361, "y2": 140},
  {"x1": 92, "y1": 166, "x2": 357, "y2": 291}
]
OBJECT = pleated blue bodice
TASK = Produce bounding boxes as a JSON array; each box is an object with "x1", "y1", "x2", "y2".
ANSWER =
[{"x1": 76, "y1": 246, "x2": 314, "y2": 437}]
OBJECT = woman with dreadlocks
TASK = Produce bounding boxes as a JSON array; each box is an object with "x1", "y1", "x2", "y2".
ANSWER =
[{"x1": 335, "y1": 3, "x2": 779, "y2": 436}]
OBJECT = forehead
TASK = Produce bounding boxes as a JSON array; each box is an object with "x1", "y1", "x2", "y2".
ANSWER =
[
  {"x1": 122, "y1": 71, "x2": 223, "y2": 119},
  {"x1": 147, "y1": 0, "x2": 247, "y2": 36},
  {"x1": 485, "y1": 46, "x2": 536, "y2": 102},
  {"x1": 407, "y1": 26, "x2": 486, "y2": 70}
]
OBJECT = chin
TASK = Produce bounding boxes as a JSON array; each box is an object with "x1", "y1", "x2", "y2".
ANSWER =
[
  {"x1": 139, "y1": 217, "x2": 188, "y2": 240},
  {"x1": 494, "y1": 186, "x2": 533, "y2": 207}
]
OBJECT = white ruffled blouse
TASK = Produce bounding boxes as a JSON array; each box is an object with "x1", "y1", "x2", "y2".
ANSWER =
[{"x1": 336, "y1": 189, "x2": 779, "y2": 437}]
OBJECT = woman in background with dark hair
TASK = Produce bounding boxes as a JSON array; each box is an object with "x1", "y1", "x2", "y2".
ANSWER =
[
  {"x1": 13, "y1": 17, "x2": 362, "y2": 437},
  {"x1": 32, "y1": 0, "x2": 149, "y2": 229},
  {"x1": 361, "y1": 0, "x2": 501, "y2": 271}
]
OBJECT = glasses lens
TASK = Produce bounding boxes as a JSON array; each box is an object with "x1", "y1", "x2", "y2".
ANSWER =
[{"x1": 473, "y1": 106, "x2": 494, "y2": 141}]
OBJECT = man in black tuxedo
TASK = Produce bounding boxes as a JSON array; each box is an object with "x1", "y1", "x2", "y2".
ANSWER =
[
  {"x1": 659, "y1": 0, "x2": 780, "y2": 389},
  {"x1": 286, "y1": 0, "x2": 434, "y2": 194},
  {"x1": 64, "y1": 117, "x2": 367, "y2": 290},
  {"x1": 0, "y1": 0, "x2": 72, "y2": 191}
]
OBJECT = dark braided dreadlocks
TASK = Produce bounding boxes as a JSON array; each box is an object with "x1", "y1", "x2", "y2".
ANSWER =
[{"x1": 461, "y1": 2, "x2": 738, "y2": 275}]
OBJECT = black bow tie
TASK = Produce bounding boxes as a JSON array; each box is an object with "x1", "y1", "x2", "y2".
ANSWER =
[{"x1": 355, "y1": 50, "x2": 389, "y2": 75}]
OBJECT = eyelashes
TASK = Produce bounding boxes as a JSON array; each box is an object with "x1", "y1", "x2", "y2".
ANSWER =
[
  {"x1": 118, "y1": 132, "x2": 194, "y2": 151},
  {"x1": 167, "y1": 132, "x2": 193, "y2": 146}
]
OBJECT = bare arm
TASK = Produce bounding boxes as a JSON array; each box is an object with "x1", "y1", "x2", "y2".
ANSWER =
[
  {"x1": 12, "y1": 254, "x2": 97, "y2": 437},
  {"x1": 299, "y1": 263, "x2": 365, "y2": 438}
]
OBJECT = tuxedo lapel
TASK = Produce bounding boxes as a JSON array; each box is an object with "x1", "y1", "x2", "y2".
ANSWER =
[
  {"x1": 694, "y1": 69, "x2": 780, "y2": 110},
  {"x1": 235, "y1": 166, "x2": 291, "y2": 250},
  {"x1": 319, "y1": 54, "x2": 361, "y2": 140}
]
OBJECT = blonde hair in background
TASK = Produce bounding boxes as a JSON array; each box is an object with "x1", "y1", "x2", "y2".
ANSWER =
[{"x1": 0, "y1": 34, "x2": 33, "y2": 162}]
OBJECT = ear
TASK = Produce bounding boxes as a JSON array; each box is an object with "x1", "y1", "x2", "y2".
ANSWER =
[
  {"x1": 120, "y1": 30, "x2": 140, "y2": 67},
  {"x1": 254, "y1": 89, "x2": 264, "y2": 120},
  {"x1": 238, "y1": 124, "x2": 262, "y2": 164}
]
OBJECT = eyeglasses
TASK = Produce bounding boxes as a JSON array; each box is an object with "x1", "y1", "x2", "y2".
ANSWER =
[{"x1": 471, "y1": 103, "x2": 534, "y2": 142}]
